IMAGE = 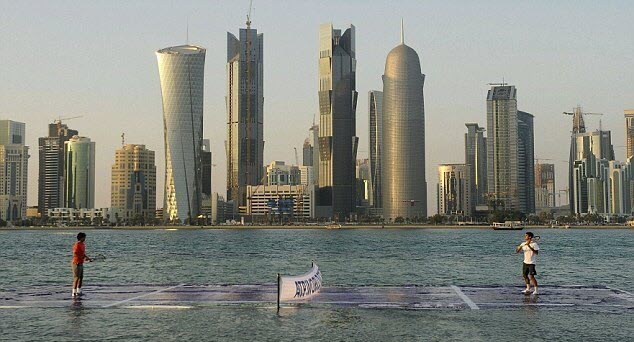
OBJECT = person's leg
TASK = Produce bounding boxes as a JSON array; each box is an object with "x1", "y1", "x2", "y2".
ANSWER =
[
  {"x1": 77, "y1": 265, "x2": 84, "y2": 295},
  {"x1": 72, "y1": 263, "x2": 79, "y2": 296},
  {"x1": 522, "y1": 264, "x2": 531, "y2": 293},
  {"x1": 530, "y1": 273, "x2": 538, "y2": 294}
]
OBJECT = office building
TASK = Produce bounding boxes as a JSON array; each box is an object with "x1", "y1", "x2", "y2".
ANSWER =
[
  {"x1": 110, "y1": 144, "x2": 156, "y2": 222},
  {"x1": 437, "y1": 164, "x2": 471, "y2": 216},
  {"x1": 486, "y1": 85, "x2": 519, "y2": 212},
  {"x1": 369, "y1": 90, "x2": 383, "y2": 209},
  {"x1": 0, "y1": 120, "x2": 29, "y2": 221},
  {"x1": 625, "y1": 110, "x2": 634, "y2": 160},
  {"x1": 64, "y1": 136, "x2": 95, "y2": 209},
  {"x1": 303, "y1": 139, "x2": 313, "y2": 166},
  {"x1": 266, "y1": 161, "x2": 300, "y2": 185},
  {"x1": 356, "y1": 159, "x2": 371, "y2": 207},
  {"x1": 38, "y1": 121, "x2": 78, "y2": 216},
  {"x1": 518, "y1": 111, "x2": 535, "y2": 214},
  {"x1": 464, "y1": 123, "x2": 487, "y2": 210},
  {"x1": 202, "y1": 139, "x2": 212, "y2": 197},
  {"x1": 226, "y1": 26, "x2": 264, "y2": 213},
  {"x1": 299, "y1": 165, "x2": 314, "y2": 186},
  {"x1": 246, "y1": 184, "x2": 315, "y2": 220},
  {"x1": 381, "y1": 26, "x2": 427, "y2": 220},
  {"x1": 317, "y1": 23, "x2": 358, "y2": 219},
  {"x1": 535, "y1": 163, "x2": 555, "y2": 209},
  {"x1": 156, "y1": 44, "x2": 206, "y2": 223}
]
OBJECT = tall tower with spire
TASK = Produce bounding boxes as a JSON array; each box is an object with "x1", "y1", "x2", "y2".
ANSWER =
[{"x1": 381, "y1": 22, "x2": 427, "y2": 219}]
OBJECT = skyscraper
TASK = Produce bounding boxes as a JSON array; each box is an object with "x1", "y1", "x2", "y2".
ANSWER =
[
  {"x1": 625, "y1": 109, "x2": 634, "y2": 160},
  {"x1": 381, "y1": 26, "x2": 426, "y2": 220},
  {"x1": 535, "y1": 163, "x2": 555, "y2": 209},
  {"x1": 64, "y1": 136, "x2": 95, "y2": 209},
  {"x1": 0, "y1": 120, "x2": 29, "y2": 221},
  {"x1": 464, "y1": 123, "x2": 487, "y2": 210},
  {"x1": 486, "y1": 85, "x2": 519, "y2": 212},
  {"x1": 518, "y1": 111, "x2": 535, "y2": 214},
  {"x1": 202, "y1": 139, "x2": 212, "y2": 197},
  {"x1": 156, "y1": 45, "x2": 206, "y2": 223},
  {"x1": 437, "y1": 164, "x2": 471, "y2": 216},
  {"x1": 111, "y1": 144, "x2": 156, "y2": 221},
  {"x1": 226, "y1": 26, "x2": 264, "y2": 213},
  {"x1": 38, "y1": 121, "x2": 78, "y2": 216},
  {"x1": 317, "y1": 23, "x2": 358, "y2": 219},
  {"x1": 369, "y1": 90, "x2": 383, "y2": 209},
  {"x1": 302, "y1": 138, "x2": 313, "y2": 166}
]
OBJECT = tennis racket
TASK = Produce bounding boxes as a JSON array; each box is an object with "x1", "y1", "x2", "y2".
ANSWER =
[{"x1": 91, "y1": 253, "x2": 107, "y2": 262}]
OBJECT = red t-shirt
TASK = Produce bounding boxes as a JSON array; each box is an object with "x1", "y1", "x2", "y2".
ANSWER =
[{"x1": 73, "y1": 241, "x2": 86, "y2": 264}]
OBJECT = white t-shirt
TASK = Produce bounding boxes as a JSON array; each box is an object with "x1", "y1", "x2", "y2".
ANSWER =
[{"x1": 522, "y1": 242, "x2": 540, "y2": 264}]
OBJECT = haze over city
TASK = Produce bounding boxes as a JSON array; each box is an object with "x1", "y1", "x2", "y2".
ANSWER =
[{"x1": 2, "y1": 0, "x2": 633, "y2": 214}]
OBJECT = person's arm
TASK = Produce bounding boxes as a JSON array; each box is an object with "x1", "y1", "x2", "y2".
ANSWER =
[
  {"x1": 515, "y1": 242, "x2": 525, "y2": 253},
  {"x1": 526, "y1": 242, "x2": 538, "y2": 255}
]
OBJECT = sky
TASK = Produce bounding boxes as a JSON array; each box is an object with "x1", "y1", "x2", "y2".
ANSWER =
[{"x1": 2, "y1": 0, "x2": 633, "y2": 214}]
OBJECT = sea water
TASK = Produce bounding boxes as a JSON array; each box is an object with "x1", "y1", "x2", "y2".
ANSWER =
[{"x1": 0, "y1": 228, "x2": 631, "y2": 341}]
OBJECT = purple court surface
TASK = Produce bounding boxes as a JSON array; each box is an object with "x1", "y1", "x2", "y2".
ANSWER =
[{"x1": 1, "y1": 284, "x2": 632, "y2": 312}]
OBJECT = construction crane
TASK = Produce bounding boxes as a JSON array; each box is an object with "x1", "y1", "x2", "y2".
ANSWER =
[
  {"x1": 54, "y1": 115, "x2": 83, "y2": 124},
  {"x1": 562, "y1": 106, "x2": 603, "y2": 133},
  {"x1": 121, "y1": 133, "x2": 125, "y2": 146}
]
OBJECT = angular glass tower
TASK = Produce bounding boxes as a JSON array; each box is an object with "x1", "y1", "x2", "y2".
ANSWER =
[
  {"x1": 381, "y1": 30, "x2": 427, "y2": 220},
  {"x1": 226, "y1": 28, "x2": 264, "y2": 213},
  {"x1": 156, "y1": 45, "x2": 206, "y2": 223},
  {"x1": 318, "y1": 23, "x2": 358, "y2": 219},
  {"x1": 464, "y1": 123, "x2": 487, "y2": 210},
  {"x1": 64, "y1": 136, "x2": 95, "y2": 209},
  {"x1": 486, "y1": 85, "x2": 519, "y2": 212},
  {"x1": 368, "y1": 90, "x2": 383, "y2": 209},
  {"x1": 38, "y1": 122, "x2": 78, "y2": 216}
]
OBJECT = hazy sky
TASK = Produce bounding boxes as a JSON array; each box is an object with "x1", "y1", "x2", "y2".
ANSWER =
[{"x1": 2, "y1": 0, "x2": 633, "y2": 214}]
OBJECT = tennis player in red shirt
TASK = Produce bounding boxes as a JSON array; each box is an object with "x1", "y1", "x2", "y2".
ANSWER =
[{"x1": 72, "y1": 232, "x2": 92, "y2": 297}]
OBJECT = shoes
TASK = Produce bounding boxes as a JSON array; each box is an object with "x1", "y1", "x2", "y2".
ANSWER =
[
  {"x1": 532, "y1": 289, "x2": 538, "y2": 295},
  {"x1": 522, "y1": 288, "x2": 531, "y2": 294}
]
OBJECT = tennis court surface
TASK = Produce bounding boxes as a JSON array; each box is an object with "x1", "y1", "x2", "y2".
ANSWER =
[{"x1": 1, "y1": 284, "x2": 632, "y2": 312}]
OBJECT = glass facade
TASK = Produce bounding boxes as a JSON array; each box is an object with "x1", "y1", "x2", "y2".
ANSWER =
[
  {"x1": 369, "y1": 91, "x2": 383, "y2": 209},
  {"x1": 226, "y1": 28, "x2": 264, "y2": 213},
  {"x1": 381, "y1": 43, "x2": 427, "y2": 220},
  {"x1": 464, "y1": 123, "x2": 487, "y2": 210},
  {"x1": 317, "y1": 23, "x2": 358, "y2": 219},
  {"x1": 64, "y1": 136, "x2": 95, "y2": 209},
  {"x1": 0, "y1": 120, "x2": 29, "y2": 221},
  {"x1": 486, "y1": 85, "x2": 519, "y2": 212},
  {"x1": 156, "y1": 45, "x2": 206, "y2": 223}
]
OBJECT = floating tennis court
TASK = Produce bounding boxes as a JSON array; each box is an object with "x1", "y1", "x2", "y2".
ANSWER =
[{"x1": 1, "y1": 284, "x2": 632, "y2": 312}]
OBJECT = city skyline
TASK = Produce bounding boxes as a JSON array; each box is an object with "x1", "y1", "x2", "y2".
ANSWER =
[{"x1": 4, "y1": 1, "x2": 633, "y2": 214}]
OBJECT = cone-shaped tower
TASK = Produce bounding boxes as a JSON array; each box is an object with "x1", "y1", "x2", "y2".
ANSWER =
[{"x1": 381, "y1": 25, "x2": 427, "y2": 220}]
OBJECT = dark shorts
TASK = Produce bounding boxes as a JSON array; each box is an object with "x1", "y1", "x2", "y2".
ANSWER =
[
  {"x1": 522, "y1": 263, "x2": 537, "y2": 276},
  {"x1": 72, "y1": 263, "x2": 84, "y2": 279}
]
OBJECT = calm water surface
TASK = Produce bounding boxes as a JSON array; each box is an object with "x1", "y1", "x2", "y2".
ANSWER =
[{"x1": 1, "y1": 228, "x2": 631, "y2": 341}]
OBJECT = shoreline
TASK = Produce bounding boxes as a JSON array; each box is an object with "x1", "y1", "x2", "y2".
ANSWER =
[{"x1": 3, "y1": 224, "x2": 632, "y2": 230}]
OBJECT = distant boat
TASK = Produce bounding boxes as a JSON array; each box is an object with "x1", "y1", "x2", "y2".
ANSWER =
[
  {"x1": 491, "y1": 221, "x2": 524, "y2": 230},
  {"x1": 325, "y1": 223, "x2": 342, "y2": 229}
]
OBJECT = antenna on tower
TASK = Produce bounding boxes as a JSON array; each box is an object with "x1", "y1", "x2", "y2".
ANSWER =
[
  {"x1": 400, "y1": 18, "x2": 404, "y2": 44},
  {"x1": 186, "y1": 16, "x2": 189, "y2": 44}
]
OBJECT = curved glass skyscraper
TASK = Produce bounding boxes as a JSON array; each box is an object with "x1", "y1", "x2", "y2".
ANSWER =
[
  {"x1": 64, "y1": 136, "x2": 95, "y2": 209},
  {"x1": 156, "y1": 45, "x2": 206, "y2": 223},
  {"x1": 381, "y1": 33, "x2": 427, "y2": 220}
]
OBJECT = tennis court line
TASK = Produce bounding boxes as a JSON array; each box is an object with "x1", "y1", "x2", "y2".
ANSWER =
[
  {"x1": 102, "y1": 284, "x2": 185, "y2": 308},
  {"x1": 450, "y1": 285, "x2": 479, "y2": 310}
]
